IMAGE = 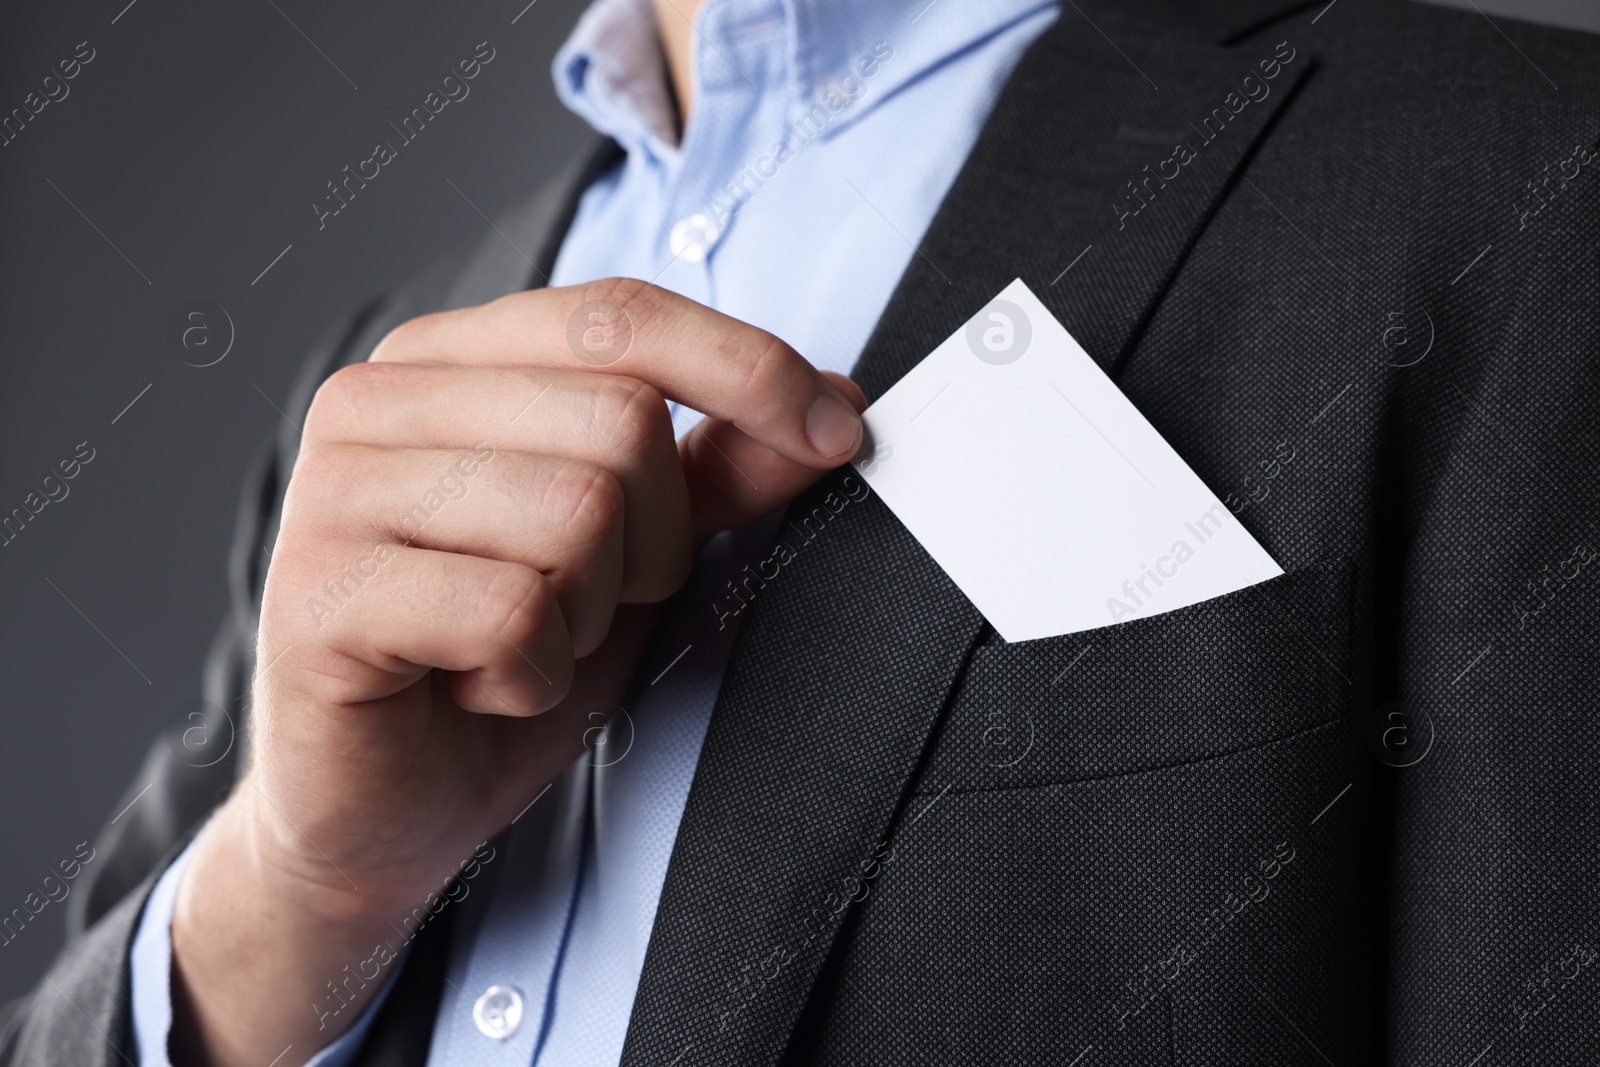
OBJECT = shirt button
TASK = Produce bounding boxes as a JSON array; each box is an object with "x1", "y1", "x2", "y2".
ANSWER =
[
  {"x1": 472, "y1": 984, "x2": 525, "y2": 1040},
  {"x1": 668, "y1": 213, "x2": 719, "y2": 262}
]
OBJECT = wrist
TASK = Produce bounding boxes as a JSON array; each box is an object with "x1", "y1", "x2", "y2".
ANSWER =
[
  {"x1": 222, "y1": 775, "x2": 424, "y2": 926},
  {"x1": 169, "y1": 794, "x2": 399, "y2": 1066}
]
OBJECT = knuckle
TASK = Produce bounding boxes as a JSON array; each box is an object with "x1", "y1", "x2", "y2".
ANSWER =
[
  {"x1": 735, "y1": 331, "x2": 793, "y2": 396},
  {"x1": 260, "y1": 539, "x2": 322, "y2": 611},
  {"x1": 304, "y1": 362, "x2": 382, "y2": 441},
  {"x1": 576, "y1": 278, "x2": 667, "y2": 355},
  {"x1": 596, "y1": 379, "x2": 669, "y2": 465},
  {"x1": 261, "y1": 536, "x2": 366, "y2": 647},
  {"x1": 543, "y1": 464, "x2": 624, "y2": 546},
  {"x1": 580, "y1": 276, "x2": 656, "y2": 318},
  {"x1": 478, "y1": 564, "x2": 549, "y2": 648},
  {"x1": 283, "y1": 445, "x2": 351, "y2": 513}
]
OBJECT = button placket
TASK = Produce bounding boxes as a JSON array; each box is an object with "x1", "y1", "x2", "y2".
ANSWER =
[{"x1": 664, "y1": 0, "x2": 788, "y2": 271}]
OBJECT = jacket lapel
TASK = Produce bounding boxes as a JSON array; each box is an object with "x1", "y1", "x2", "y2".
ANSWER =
[{"x1": 620, "y1": 12, "x2": 1312, "y2": 1067}]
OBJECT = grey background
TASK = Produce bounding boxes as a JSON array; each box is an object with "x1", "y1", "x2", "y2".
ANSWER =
[{"x1": 0, "y1": 0, "x2": 1593, "y2": 1008}]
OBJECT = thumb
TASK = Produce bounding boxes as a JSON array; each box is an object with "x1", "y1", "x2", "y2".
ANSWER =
[{"x1": 679, "y1": 371, "x2": 868, "y2": 542}]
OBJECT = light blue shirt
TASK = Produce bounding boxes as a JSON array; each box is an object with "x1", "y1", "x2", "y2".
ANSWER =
[{"x1": 130, "y1": 0, "x2": 1057, "y2": 1062}]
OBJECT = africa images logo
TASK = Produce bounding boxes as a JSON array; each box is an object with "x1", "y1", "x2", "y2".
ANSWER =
[
  {"x1": 566, "y1": 299, "x2": 634, "y2": 366},
  {"x1": 166, "y1": 300, "x2": 235, "y2": 367},
  {"x1": 965, "y1": 297, "x2": 1032, "y2": 365}
]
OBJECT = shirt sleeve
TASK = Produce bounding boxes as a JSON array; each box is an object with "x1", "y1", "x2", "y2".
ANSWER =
[{"x1": 129, "y1": 826, "x2": 398, "y2": 1067}]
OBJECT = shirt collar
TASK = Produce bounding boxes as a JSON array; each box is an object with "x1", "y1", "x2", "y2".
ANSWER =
[
  {"x1": 552, "y1": 0, "x2": 1058, "y2": 157},
  {"x1": 553, "y1": 0, "x2": 679, "y2": 158},
  {"x1": 787, "y1": 0, "x2": 1056, "y2": 137}
]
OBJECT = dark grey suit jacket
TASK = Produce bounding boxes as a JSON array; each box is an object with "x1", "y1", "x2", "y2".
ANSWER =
[{"x1": 7, "y1": 0, "x2": 1600, "y2": 1062}]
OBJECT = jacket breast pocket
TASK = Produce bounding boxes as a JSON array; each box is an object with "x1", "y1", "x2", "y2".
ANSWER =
[
  {"x1": 914, "y1": 556, "x2": 1355, "y2": 794},
  {"x1": 810, "y1": 559, "x2": 1368, "y2": 1066}
]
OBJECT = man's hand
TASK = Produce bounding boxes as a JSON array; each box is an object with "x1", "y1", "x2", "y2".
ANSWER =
[{"x1": 168, "y1": 279, "x2": 866, "y2": 1066}]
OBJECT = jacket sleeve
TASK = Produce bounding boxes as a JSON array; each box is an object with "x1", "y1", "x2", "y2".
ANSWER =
[{"x1": 1389, "y1": 133, "x2": 1600, "y2": 1059}]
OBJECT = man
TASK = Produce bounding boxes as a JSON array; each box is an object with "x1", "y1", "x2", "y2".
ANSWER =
[{"x1": 5, "y1": 0, "x2": 1599, "y2": 1062}]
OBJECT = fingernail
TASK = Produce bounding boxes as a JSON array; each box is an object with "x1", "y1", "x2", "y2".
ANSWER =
[{"x1": 806, "y1": 393, "x2": 862, "y2": 458}]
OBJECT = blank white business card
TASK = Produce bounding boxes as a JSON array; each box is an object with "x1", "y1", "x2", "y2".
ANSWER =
[{"x1": 851, "y1": 279, "x2": 1282, "y2": 642}]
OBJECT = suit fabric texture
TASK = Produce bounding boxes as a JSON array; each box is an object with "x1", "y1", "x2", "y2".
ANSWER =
[{"x1": 6, "y1": 1, "x2": 1600, "y2": 1063}]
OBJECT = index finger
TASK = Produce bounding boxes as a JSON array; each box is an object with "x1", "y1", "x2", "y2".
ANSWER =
[{"x1": 369, "y1": 278, "x2": 866, "y2": 467}]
